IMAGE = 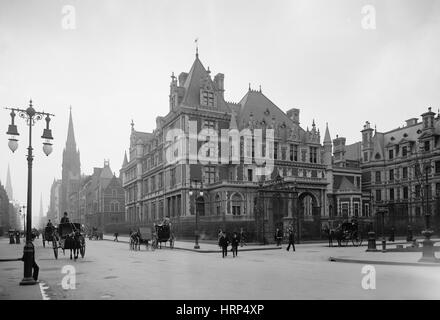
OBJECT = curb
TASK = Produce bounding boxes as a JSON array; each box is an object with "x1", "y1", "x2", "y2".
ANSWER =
[
  {"x1": 328, "y1": 256, "x2": 440, "y2": 267},
  {"x1": 101, "y1": 238, "x2": 281, "y2": 253}
]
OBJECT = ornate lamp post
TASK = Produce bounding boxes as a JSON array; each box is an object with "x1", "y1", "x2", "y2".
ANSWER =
[
  {"x1": 419, "y1": 162, "x2": 437, "y2": 262},
  {"x1": 189, "y1": 179, "x2": 203, "y2": 249},
  {"x1": 258, "y1": 180, "x2": 265, "y2": 245},
  {"x1": 5, "y1": 100, "x2": 54, "y2": 285}
]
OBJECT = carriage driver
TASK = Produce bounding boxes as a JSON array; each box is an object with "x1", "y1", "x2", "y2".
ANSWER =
[
  {"x1": 46, "y1": 219, "x2": 53, "y2": 228},
  {"x1": 61, "y1": 212, "x2": 70, "y2": 223}
]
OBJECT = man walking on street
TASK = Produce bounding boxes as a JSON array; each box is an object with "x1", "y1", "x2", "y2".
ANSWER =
[
  {"x1": 219, "y1": 232, "x2": 229, "y2": 258},
  {"x1": 239, "y1": 227, "x2": 246, "y2": 247},
  {"x1": 275, "y1": 228, "x2": 283, "y2": 246},
  {"x1": 406, "y1": 225, "x2": 413, "y2": 242},
  {"x1": 286, "y1": 229, "x2": 295, "y2": 252},
  {"x1": 231, "y1": 232, "x2": 239, "y2": 258}
]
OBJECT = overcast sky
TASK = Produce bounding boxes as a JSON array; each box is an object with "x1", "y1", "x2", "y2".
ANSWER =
[{"x1": 1, "y1": 0, "x2": 439, "y2": 218}]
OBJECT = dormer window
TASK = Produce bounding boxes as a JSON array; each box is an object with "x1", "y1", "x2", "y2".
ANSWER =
[
  {"x1": 402, "y1": 146, "x2": 408, "y2": 157},
  {"x1": 201, "y1": 90, "x2": 214, "y2": 107},
  {"x1": 424, "y1": 140, "x2": 430, "y2": 151}
]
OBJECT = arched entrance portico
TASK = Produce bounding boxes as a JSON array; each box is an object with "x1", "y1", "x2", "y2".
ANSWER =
[{"x1": 297, "y1": 191, "x2": 321, "y2": 240}]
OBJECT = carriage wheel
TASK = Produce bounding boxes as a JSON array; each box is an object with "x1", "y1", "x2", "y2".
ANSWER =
[
  {"x1": 80, "y1": 245, "x2": 85, "y2": 258},
  {"x1": 53, "y1": 241, "x2": 58, "y2": 259}
]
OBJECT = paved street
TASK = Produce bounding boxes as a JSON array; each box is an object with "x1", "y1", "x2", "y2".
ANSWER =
[{"x1": 1, "y1": 237, "x2": 440, "y2": 300}]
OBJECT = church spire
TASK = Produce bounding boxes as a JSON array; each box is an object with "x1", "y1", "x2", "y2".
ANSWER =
[
  {"x1": 5, "y1": 163, "x2": 13, "y2": 201},
  {"x1": 324, "y1": 122, "x2": 332, "y2": 144},
  {"x1": 66, "y1": 106, "x2": 77, "y2": 150}
]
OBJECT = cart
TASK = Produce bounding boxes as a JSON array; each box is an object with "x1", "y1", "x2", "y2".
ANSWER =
[{"x1": 53, "y1": 223, "x2": 86, "y2": 259}]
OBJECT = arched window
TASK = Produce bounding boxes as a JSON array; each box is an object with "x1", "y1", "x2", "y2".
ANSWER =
[{"x1": 303, "y1": 195, "x2": 313, "y2": 217}]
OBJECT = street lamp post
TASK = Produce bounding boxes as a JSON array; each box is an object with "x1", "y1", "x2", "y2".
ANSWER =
[
  {"x1": 189, "y1": 179, "x2": 203, "y2": 249},
  {"x1": 5, "y1": 100, "x2": 54, "y2": 285},
  {"x1": 419, "y1": 162, "x2": 438, "y2": 262}
]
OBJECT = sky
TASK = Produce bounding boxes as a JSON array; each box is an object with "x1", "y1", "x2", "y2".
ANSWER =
[{"x1": 0, "y1": 0, "x2": 440, "y2": 218}]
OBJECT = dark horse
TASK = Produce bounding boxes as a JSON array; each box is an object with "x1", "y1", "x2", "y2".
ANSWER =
[
  {"x1": 65, "y1": 230, "x2": 83, "y2": 260},
  {"x1": 325, "y1": 226, "x2": 346, "y2": 247},
  {"x1": 129, "y1": 231, "x2": 140, "y2": 251}
]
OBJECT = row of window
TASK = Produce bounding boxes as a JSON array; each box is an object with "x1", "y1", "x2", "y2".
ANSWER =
[
  {"x1": 374, "y1": 161, "x2": 440, "y2": 183},
  {"x1": 386, "y1": 140, "x2": 433, "y2": 161},
  {"x1": 142, "y1": 150, "x2": 163, "y2": 172},
  {"x1": 374, "y1": 183, "x2": 439, "y2": 201}
]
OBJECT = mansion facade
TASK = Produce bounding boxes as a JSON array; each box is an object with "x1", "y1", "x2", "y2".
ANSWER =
[
  {"x1": 121, "y1": 53, "x2": 369, "y2": 241},
  {"x1": 361, "y1": 108, "x2": 440, "y2": 234}
]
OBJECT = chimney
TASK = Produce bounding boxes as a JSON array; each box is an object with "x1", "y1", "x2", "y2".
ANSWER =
[
  {"x1": 286, "y1": 108, "x2": 300, "y2": 124},
  {"x1": 405, "y1": 118, "x2": 418, "y2": 126},
  {"x1": 214, "y1": 73, "x2": 224, "y2": 92},
  {"x1": 178, "y1": 72, "x2": 188, "y2": 87}
]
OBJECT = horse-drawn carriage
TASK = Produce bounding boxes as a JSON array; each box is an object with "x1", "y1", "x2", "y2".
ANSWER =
[
  {"x1": 42, "y1": 225, "x2": 59, "y2": 259},
  {"x1": 328, "y1": 220, "x2": 363, "y2": 247},
  {"x1": 52, "y1": 223, "x2": 86, "y2": 260},
  {"x1": 88, "y1": 227, "x2": 103, "y2": 240},
  {"x1": 129, "y1": 219, "x2": 174, "y2": 251}
]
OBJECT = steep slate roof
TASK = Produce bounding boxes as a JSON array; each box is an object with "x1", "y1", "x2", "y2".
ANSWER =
[
  {"x1": 335, "y1": 176, "x2": 359, "y2": 191},
  {"x1": 133, "y1": 131, "x2": 154, "y2": 144},
  {"x1": 100, "y1": 164, "x2": 113, "y2": 180},
  {"x1": 236, "y1": 89, "x2": 297, "y2": 131},
  {"x1": 345, "y1": 142, "x2": 361, "y2": 161},
  {"x1": 181, "y1": 56, "x2": 231, "y2": 112},
  {"x1": 372, "y1": 132, "x2": 385, "y2": 159},
  {"x1": 382, "y1": 122, "x2": 422, "y2": 146}
]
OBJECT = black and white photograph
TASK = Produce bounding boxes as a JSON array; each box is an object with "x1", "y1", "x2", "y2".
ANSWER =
[{"x1": 1, "y1": 0, "x2": 440, "y2": 308}]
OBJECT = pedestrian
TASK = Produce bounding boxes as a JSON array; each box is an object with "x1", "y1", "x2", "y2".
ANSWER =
[
  {"x1": 231, "y1": 232, "x2": 239, "y2": 258},
  {"x1": 114, "y1": 232, "x2": 119, "y2": 242},
  {"x1": 406, "y1": 225, "x2": 413, "y2": 242},
  {"x1": 15, "y1": 231, "x2": 21, "y2": 244},
  {"x1": 219, "y1": 232, "x2": 229, "y2": 258},
  {"x1": 388, "y1": 226, "x2": 395, "y2": 242},
  {"x1": 286, "y1": 229, "x2": 295, "y2": 252},
  {"x1": 275, "y1": 228, "x2": 283, "y2": 246},
  {"x1": 239, "y1": 227, "x2": 246, "y2": 247}
]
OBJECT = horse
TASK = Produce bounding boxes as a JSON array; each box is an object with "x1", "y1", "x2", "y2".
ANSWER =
[
  {"x1": 129, "y1": 231, "x2": 140, "y2": 251},
  {"x1": 65, "y1": 230, "x2": 83, "y2": 260}
]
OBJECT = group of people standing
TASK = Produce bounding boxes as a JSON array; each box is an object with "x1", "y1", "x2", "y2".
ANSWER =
[
  {"x1": 218, "y1": 228, "x2": 246, "y2": 258},
  {"x1": 218, "y1": 226, "x2": 296, "y2": 258}
]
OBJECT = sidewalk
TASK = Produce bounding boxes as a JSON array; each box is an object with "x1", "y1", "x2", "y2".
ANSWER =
[
  {"x1": 0, "y1": 238, "x2": 43, "y2": 300},
  {"x1": 329, "y1": 238, "x2": 440, "y2": 267},
  {"x1": 103, "y1": 234, "x2": 281, "y2": 253}
]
